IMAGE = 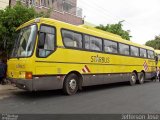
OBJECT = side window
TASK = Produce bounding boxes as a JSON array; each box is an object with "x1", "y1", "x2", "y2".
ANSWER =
[
  {"x1": 37, "y1": 25, "x2": 55, "y2": 57},
  {"x1": 131, "y1": 46, "x2": 139, "y2": 57},
  {"x1": 104, "y1": 40, "x2": 118, "y2": 53},
  {"x1": 119, "y1": 43, "x2": 130, "y2": 55},
  {"x1": 147, "y1": 50, "x2": 154, "y2": 59},
  {"x1": 84, "y1": 35, "x2": 102, "y2": 51},
  {"x1": 62, "y1": 30, "x2": 82, "y2": 48},
  {"x1": 84, "y1": 35, "x2": 90, "y2": 50},
  {"x1": 158, "y1": 54, "x2": 160, "y2": 61},
  {"x1": 140, "y1": 48, "x2": 147, "y2": 58}
]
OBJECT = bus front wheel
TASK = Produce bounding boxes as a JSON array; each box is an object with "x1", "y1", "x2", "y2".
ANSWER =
[
  {"x1": 129, "y1": 72, "x2": 137, "y2": 86},
  {"x1": 63, "y1": 73, "x2": 79, "y2": 95}
]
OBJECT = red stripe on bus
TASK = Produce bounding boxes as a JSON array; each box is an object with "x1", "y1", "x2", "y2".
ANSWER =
[
  {"x1": 82, "y1": 68, "x2": 86, "y2": 73},
  {"x1": 85, "y1": 65, "x2": 91, "y2": 72}
]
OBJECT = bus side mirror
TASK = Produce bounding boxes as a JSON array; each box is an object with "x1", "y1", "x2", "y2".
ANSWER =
[
  {"x1": 155, "y1": 56, "x2": 158, "y2": 64},
  {"x1": 38, "y1": 32, "x2": 45, "y2": 49},
  {"x1": 155, "y1": 56, "x2": 158, "y2": 61}
]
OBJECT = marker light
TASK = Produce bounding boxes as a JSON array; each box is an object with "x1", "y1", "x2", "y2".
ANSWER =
[
  {"x1": 35, "y1": 18, "x2": 41, "y2": 23},
  {"x1": 25, "y1": 72, "x2": 33, "y2": 79}
]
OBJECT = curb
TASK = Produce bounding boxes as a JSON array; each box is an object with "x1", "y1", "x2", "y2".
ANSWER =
[
  {"x1": 0, "y1": 84, "x2": 18, "y2": 99},
  {"x1": 0, "y1": 84, "x2": 17, "y2": 91}
]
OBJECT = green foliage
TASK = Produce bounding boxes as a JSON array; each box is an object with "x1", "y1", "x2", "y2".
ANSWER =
[
  {"x1": 96, "y1": 21, "x2": 132, "y2": 40},
  {"x1": 145, "y1": 35, "x2": 160, "y2": 49},
  {"x1": 0, "y1": 1, "x2": 50, "y2": 56}
]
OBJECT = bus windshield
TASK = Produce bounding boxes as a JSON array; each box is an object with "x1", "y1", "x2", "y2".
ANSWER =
[{"x1": 11, "y1": 24, "x2": 37, "y2": 58}]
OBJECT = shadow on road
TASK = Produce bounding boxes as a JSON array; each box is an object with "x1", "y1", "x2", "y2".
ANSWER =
[
  {"x1": 82, "y1": 80, "x2": 154, "y2": 93},
  {"x1": 13, "y1": 89, "x2": 63, "y2": 100},
  {"x1": 12, "y1": 80, "x2": 153, "y2": 99}
]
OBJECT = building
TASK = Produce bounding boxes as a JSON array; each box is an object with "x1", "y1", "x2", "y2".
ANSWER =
[
  {"x1": 0, "y1": 0, "x2": 9, "y2": 9},
  {"x1": 10, "y1": 0, "x2": 83, "y2": 25}
]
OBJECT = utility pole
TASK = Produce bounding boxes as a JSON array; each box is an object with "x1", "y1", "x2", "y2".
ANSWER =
[
  {"x1": 82, "y1": 16, "x2": 86, "y2": 24},
  {"x1": 9, "y1": 0, "x2": 11, "y2": 8}
]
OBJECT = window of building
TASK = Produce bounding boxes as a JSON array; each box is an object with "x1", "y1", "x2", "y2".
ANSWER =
[
  {"x1": 104, "y1": 40, "x2": 118, "y2": 53},
  {"x1": 41, "y1": 0, "x2": 49, "y2": 7},
  {"x1": 84, "y1": 35, "x2": 102, "y2": 51},
  {"x1": 34, "y1": 0, "x2": 41, "y2": 6},
  {"x1": 37, "y1": 25, "x2": 55, "y2": 57},
  {"x1": 119, "y1": 43, "x2": 130, "y2": 55},
  {"x1": 48, "y1": 0, "x2": 55, "y2": 8},
  {"x1": 63, "y1": 1, "x2": 75, "y2": 14},
  {"x1": 147, "y1": 50, "x2": 154, "y2": 59},
  {"x1": 21, "y1": 0, "x2": 27, "y2": 3},
  {"x1": 31, "y1": 0, "x2": 35, "y2": 5},
  {"x1": 56, "y1": 0, "x2": 63, "y2": 11},
  {"x1": 140, "y1": 48, "x2": 147, "y2": 58},
  {"x1": 131, "y1": 46, "x2": 139, "y2": 57},
  {"x1": 62, "y1": 30, "x2": 82, "y2": 48}
]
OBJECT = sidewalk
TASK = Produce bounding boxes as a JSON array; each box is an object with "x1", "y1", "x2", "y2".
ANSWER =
[{"x1": 0, "y1": 84, "x2": 18, "y2": 100}]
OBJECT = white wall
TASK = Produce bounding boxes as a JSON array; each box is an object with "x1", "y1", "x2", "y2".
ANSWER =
[{"x1": 0, "y1": 0, "x2": 9, "y2": 9}]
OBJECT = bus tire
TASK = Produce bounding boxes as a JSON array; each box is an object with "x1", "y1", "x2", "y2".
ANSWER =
[
  {"x1": 63, "y1": 73, "x2": 79, "y2": 95},
  {"x1": 138, "y1": 72, "x2": 145, "y2": 84},
  {"x1": 129, "y1": 72, "x2": 137, "y2": 86}
]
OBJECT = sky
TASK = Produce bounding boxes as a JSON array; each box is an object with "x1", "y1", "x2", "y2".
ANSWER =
[{"x1": 77, "y1": 0, "x2": 160, "y2": 45}]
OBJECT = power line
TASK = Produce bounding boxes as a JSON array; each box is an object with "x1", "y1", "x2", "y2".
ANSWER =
[
  {"x1": 91, "y1": 0, "x2": 133, "y2": 27},
  {"x1": 80, "y1": 5, "x2": 118, "y2": 26},
  {"x1": 79, "y1": 0, "x2": 133, "y2": 27},
  {"x1": 79, "y1": 1, "x2": 119, "y2": 23},
  {"x1": 81, "y1": 1, "x2": 120, "y2": 21}
]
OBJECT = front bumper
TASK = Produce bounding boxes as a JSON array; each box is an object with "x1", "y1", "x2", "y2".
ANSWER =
[
  {"x1": 8, "y1": 78, "x2": 33, "y2": 91},
  {"x1": 7, "y1": 76, "x2": 64, "y2": 91}
]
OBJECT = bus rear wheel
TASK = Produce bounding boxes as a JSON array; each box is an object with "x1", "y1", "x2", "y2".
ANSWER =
[
  {"x1": 63, "y1": 73, "x2": 79, "y2": 95},
  {"x1": 129, "y1": 72, "x2": 137, "y2": 86},
  {"x1": 138, "y1": 72, "x2": 145, "y2": 84}
]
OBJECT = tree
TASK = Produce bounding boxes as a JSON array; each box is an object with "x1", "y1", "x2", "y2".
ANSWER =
[
  {"x1": 145, "y1": 35, "x2": 160, "y2": 49},
  {"x1": 96, "y1": 21, "x2": 132, "y2": 40},
  {"x1": 0, "y1": 2, "x2": 50, "y2": 57}
]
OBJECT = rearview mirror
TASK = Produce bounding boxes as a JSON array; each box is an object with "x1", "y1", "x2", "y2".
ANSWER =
[
  {"x1": 155, "y1": 56, "x2": 158, "y2": 61},
  {"x1": 155, "y1": 56, "x2": 158, "y2": 64}
]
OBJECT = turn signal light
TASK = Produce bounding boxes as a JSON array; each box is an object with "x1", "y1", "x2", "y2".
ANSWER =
[{"x1": 25, "y1": 72, "x2": 33, "y2": 79}]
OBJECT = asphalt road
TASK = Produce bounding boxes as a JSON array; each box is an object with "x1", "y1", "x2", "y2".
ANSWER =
[{"x1": 0, "y1": 81, "x2": 160, "y2": 114}]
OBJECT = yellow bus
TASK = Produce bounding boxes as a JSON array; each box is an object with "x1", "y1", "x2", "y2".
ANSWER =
[
  {"x1": 155, "y1": 50, "x2": 160, "y2": 67},
  {"x1": 7, "y1": 18, "x2": 156, "y2": 95}
]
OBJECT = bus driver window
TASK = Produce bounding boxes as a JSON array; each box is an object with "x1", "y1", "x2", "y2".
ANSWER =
[{"x1": 37, "y1": 25, "x2": 55, "y2": 57}]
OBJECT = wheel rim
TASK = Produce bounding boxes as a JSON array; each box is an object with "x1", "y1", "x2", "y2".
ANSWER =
[
  {"x1": 69, "y1": 79, "x2": 77, "y2": 90},
  {"x1": 140, "y1": 74, "x2": 144, "y2": 83},
  {"x1": 131, "y1": 75, "x2": 136, "y2": 83}
]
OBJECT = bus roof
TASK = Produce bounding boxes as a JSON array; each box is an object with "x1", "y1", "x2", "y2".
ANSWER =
[
  {"x1": 17, "y1": 18, "x2": 154, "y2": 51},
  {"x1": 155, "y1": 50, "x2": 160, "y2": 54},
  {"x1": 79, "y1": 25, "x2": 122, "y2": 39}
]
